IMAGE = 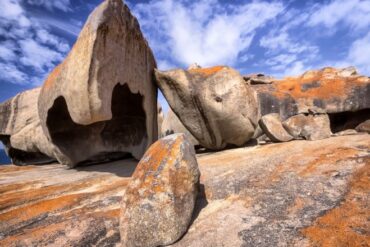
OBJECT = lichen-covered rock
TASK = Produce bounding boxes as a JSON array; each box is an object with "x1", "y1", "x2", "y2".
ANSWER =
[
  {"x1": 162, "y1": 108, "x2": 199, "y2": 146},
  {"x1": 38, "y1": 0, "x2": 157, "y2": 167},
  {"x1": 259, "y1": 113, "x2": 293, "y2": 142},
  {"x1": 155, "y1": 66, "x2": 258, "y2": 150},
  {"x1": 253, "y1": 67, "x2": 370, "y2": 120},
  {"x1": 0, "y1": 88, "x2": 56, "y2": 165},
  {"x1": 120, "y1": 134, "x2": 200, "y2": 247},
  {"x1": 283, "y1": 113, "x2": 332, "y2": 141}
]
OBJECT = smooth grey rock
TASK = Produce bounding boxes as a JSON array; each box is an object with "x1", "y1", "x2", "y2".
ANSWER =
[{"x1": 259, "y1": 113, "x2": 293, "y2": 142}]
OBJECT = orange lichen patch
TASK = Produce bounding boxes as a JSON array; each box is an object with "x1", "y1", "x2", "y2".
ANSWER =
[
  {"x1": 0, "y1": 193, "x2": 84, "y2": 224},
  {"x1": 287, "y1": 197, "x2": 306, "y2": 215},
  {"x1": 189, "y1": 66, "x2": 225, "y2": 76},
  {"x1": 42, "y1": 63, "x2": 62, "y2": 90},
  {"x1": 0, "y1": 165, "x2": 35, "y2": 173},
  {"x1": 0, "y1": 181, "x2": 43, "y2": 195},
  {"x1": 301, "y1": 163, "x2": 370, "y2": 246},
  {"x1": 298, "y1": 147, "x2": 360, "y2": 177},
  {"x1": 273, "y1": 68, "x2": 369, "y2": 100},
  {"x1": 0, "y1": 175, "x2": 114, "y2": 211}
]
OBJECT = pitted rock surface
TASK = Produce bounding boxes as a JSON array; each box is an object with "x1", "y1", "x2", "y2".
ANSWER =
[{"x1": 120, "y1": 134, "x2": 200, "y2": 247}]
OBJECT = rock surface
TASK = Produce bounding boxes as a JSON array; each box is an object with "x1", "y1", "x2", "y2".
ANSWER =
[
  {"x1": 283, "y1": 113, "x2": 332, "y2": 140},
  {"x1": 155, "y1": 66, "x2": 258, "y2": 150},
  {"x1": 0, "y1": 88, "x2": 56, "y2": 165},
  {"x1": 37, "y1": 0, "x2": 157, "y2": 167},
  {"x1": 356, "y1": 119, "x2": 370, "y2": 133},
  {"x1": 253, "y1": 67, "x2": 370, "y2": 120},
  {"x1": 162, "y1": 108, "x2": 199, "y2": 146},
  {"x1": 259, "y1": 113, "x2": 293, "y2": 142},
  {"x1": 0, "y1": 134, "x2": 368, "y2": 246},
  {"x1": 120, "y1": 134, "x2": 200, "y2": 247}
]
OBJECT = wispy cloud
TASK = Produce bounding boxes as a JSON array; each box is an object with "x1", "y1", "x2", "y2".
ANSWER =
[
  {"x1": 132, "y1": 0, "x2": 284, "y2": 69},
  {"x1": 25, "y1": 0, "x2": 72, "y2": 12},
  {"x1": 0, "y1": 0, "x2": 70, "y2": 85}
]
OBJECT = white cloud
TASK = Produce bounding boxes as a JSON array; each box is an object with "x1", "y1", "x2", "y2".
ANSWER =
[
  {"x1": 25, "y1": 0, "x2": 71, "y2": 12},
  {"x1": 133, "y1": 0, "x2": 284, "y2": 67},
  {"x1": 0, "y1": 0, "x2": 70, "y2": 85},
  {"x1": 345, "y1": 31, "x2": 370, "y2": 75},
  {"x1": 308, "y1": 0, "x2": 370, "y2": 31}
]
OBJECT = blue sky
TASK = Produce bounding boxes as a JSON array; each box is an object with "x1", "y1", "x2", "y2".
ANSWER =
[{"x1": 0, "y1": 0, "x2": 369, "y2": 150}]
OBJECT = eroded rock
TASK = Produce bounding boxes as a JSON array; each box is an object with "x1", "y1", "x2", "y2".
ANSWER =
[
  {"x1": 0, "y1": 88, "x2": 56, "y2": 165},
  {"x1": 283, "y1": 114, "x2": 332, "y2": 141},
  {"x1": 162, "y1": 108, "x2": 199, "y2": 146},
  {"x1": 38, "y1": 0, "x2": 157, "y2": 167},
  {"x1": 259, "y1": 113, "x2": 293, "y2": 142},
  {"x1": 120, "y1": 134, "x2": 200, "y2": 247},
  {"x1": 355, "y1": 119, "x2": 370, "y2": 133},
  {"x1": 155, "y1": 66, "x2": 258, "y2": 150}
]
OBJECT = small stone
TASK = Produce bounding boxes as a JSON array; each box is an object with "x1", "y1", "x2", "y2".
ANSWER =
[
  {"x1": 259, "y1": 113, "x2": 293, "y2": 142},
  {"x1": 120, "y1": 134, "x2": 200, "y2": 247},
  {"x1": 283, "y1": 114, "x2": 332, "y2": 141},
  {"x1": 355, "y1": 119, "x2": 370, "y2": 133}
]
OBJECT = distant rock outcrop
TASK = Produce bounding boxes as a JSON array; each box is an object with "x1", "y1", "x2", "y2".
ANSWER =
[
  {"x1": 155, "y1": 66, "x2": 258, "y2": 150},
  {"x1": 33, "y1": 0, "x2": 157, "y2": 167},
  {"x1": 161, "y1": 108, "x2": 199, "y2": 146},
  {"x1": 120, "y1": 134, "x2": 199, "y2": 247},
  {"x1": 0, "y1": 88, "x2": 56, "y2": 165}
]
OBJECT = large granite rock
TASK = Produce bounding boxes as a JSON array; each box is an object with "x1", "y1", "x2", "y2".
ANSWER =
[
  {"x1": 0, "y1": 88, "x2": 56, "y2": 165},
  {"x1": 120, "y1": 134, "x2": 200, "y2": 247},
  {"x1": 0, "y1": 134, "x2": 368, "y2": 246},
  {"x1": 37, "y1": 0, "x2": 157, "y2": 167},
  {"x1": 162, "y1": 108, "x2": 199, "y2": 146},
  {"x1": 253, "y1": 67, "x2": 370, "y2": 120},
  {"x1": 155, "y1": 66, "x2": 258, "y2": 150}
]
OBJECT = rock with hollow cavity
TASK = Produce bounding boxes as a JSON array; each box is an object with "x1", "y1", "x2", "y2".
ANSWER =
[
  {"x1": 155, "y1": 66, "x2": 258, "y2": 150},
  {"x1": 162, "y1": 108, "x2": 199, "y2": 146},
  {"x1": 0, "y1": 88, "x2": 56, "y2": 165},
  {"x1": 259, "y1": 113, "x2": 293, "y2": 142},
  {"x1": 120, "y1": 134, "x2": 200, "y2": 247},
  {"x1": 283, "y1": 114, "x2": 332, "y2": 141},
  {"x1": 37, "y1": 0, "x2": 157, "y2": 167}
]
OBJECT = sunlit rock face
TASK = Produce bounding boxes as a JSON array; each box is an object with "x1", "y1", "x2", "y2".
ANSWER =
[
  {"x1": 37, "y1": 0, "x2": 157, "y2": 167},
  {"x1": 155, "y1": 66, "x2": 259, "y2": 150},
  {"x1": 120, "y1": 134, "x2": 199, "y2": 247},
  {"x1": 0, "y1": 88, "x2": 56, "y2": 165}
]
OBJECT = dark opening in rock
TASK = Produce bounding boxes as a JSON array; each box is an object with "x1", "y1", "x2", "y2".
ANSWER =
[
  {"x1": 0, "y1": 135, "x2": 54, "y2": 165},
  {"x1": 46, "y1": 83, "x2": 147, "y2": 166},
  {"x1": 328, "y1": 109, "x2": 370, "y2": 133}
]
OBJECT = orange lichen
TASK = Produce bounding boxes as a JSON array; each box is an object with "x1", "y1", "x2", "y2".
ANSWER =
[
  {"x1": 273, "y1": 68, "x2": 369, "y2": 100},
  {"x1": 301, "y1": 162, "x2": 370, "y2": 246},
  {"x1": 189, "y1": 66, "x2": 225, "y2": 76},
  {"x1": 43, "y1": 63, "x2": 62, "y2": 90}
]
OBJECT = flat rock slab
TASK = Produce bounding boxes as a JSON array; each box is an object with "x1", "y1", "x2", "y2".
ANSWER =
[{"x1": 0, "y1": 134, "x2": 369, "y2": 246}]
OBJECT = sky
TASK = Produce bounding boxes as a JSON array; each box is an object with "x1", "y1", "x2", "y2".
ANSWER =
[{"x1": 0, "y1": 0, "x2": 369, "y2": 150}]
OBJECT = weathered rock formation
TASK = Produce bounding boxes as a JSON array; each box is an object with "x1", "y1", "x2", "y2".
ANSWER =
[
  {"x1": 161, "y1": 108, "x2": 199, "y2": 146},
  {"x1": 0, "y1": 134, "x2": 368, "y2": 246},
  {"x1": 259, "y1": 113, "x2": 293, "y2": 142},
  {"x1": 120, "y1": 134, "x2": 200, "y2": 247},
  {"x1": 283, "y1": 113, "x2": 332, "y2": 140},
  {"x1": 252, "y1": 67, "x2": 370, "y2": 122},
  {"x1": 0, "y1": 88, "x2": 56, "y2": 165},
  {"x1": 37, "y1": 0, "x2": 157, "y2": 167},
  {"x1": 155, "y1": 66, "x2": 258, "y2": 150}
]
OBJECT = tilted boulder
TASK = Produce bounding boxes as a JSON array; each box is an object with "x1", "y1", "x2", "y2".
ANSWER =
[
  {"x1": 259, "y1": 113, "x2": 293, "y2": 142},
  {"x1": 355, "y1": 119, "x2": 370, "y2": 133},
  {"x1": 0, "y1": 88, "x2": 56, "y2": 165},
  {"x1": 120, "y1": 133, "x2": 200, "y2": 247},
  {"x1": 161, "y1": 108, "x2": 199, "y2": 146},
  {"x1": 283, "y1": 113, "x2": 332, "y2": 141},
  {"x1": 37, "y1": 0, "x2": 157, "y2": 167},
  {"x1": 155, "y1": 66, "x2": 259, "y2": 150}
]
